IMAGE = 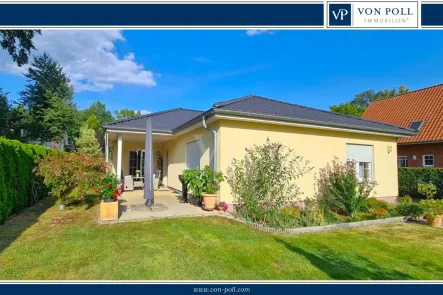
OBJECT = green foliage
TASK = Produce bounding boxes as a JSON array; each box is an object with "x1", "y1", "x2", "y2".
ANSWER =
[
  {"x1": 316, "y1": 157, "x2": 376, "y2": 217},
  {"x1": 35, "y1": 152, "x2": 106, "y2": 205},
  {"x1": 79, "y1": 101, "x2": 113, "y2": 134},
  {"x1": 264, "y1": 200, "x2": 325, "y2": 229},
  {"x1": 396, "y1": 195, "x2": 424, "y2": 219},
  {"x1": 361, "y1": 198, "x2": 389, "y2": 212},
  {"x1": 93, "y1": 174, "x2": 122, "y2": 201},
  {"x1": 329, "y1": 85, "x2": 409, "y2": 117},
  {"x1": 114, "y1": 109, "x2": 142, "y2": 120},
  {"x1": 0, "y1": 30, "x2": 41, "y2": 66},
  {"x1": 0, "y1": 137, "x2": 54, "y2": 223},
  {"x1": 329, "y1": 102, "x2": 365, "y2": 117},
  {"x1": 75, "y1": 125, "x2": 102, "y2": 157},
  {"x1": 182, "y1": 165, "x2": 224, "y2": 198},
  {"x1": 20, "y1": 52, "x2": 77, "y2": 143},
  {"x1": 417, "y1": 182, "x2": 437, "y2": 199},
  {"x1": 226, "y1": 138, "x2": 313, "y2": 224},
  {"x1": 85, "y1": 114, "x2": 102, "y2": 134},
  {"x1": 398, "y1": 168, "x2": 443, "y2": 198},
  {"x1": 0, "y1": 89, "x2": 27, "y2": 141},
  {"x1": 420, "y1": 199, "x2": 443, "y2": 220}
]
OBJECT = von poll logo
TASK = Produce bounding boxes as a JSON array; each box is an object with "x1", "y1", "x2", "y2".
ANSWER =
[
  {"x1": 329, "y1": 4, "x2": 352, "y2": 26},
  {"x1": 332, "y1": 9, "x2": 349, "y2": 21},
  {"x1": 328, "y1": 2, "x2": 418, "y2": 28}
]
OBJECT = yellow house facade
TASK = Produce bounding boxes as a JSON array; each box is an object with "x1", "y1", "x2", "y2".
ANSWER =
[{"x1": 104, "y1": 95, "x2": 415, "y2": 205}]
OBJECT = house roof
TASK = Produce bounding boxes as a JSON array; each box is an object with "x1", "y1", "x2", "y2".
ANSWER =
[
  {"x1": 103, "y1": 94, "x2": 416, "y2": 137},
  {"x1": 212, "y1": 94, "x2": 415, "y2": 136},
  {"x1": 103, "y1": 108, "x2": 204, "y2": 133},
  {"x1": 362, "y1": 84, "x2": 443, "y2": 144}
]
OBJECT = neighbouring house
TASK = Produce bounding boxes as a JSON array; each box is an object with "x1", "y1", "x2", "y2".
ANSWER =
[
  {"x1": 103, "y1": 94, "x2": 415, "y2": 205},
  {"x1": 362, "y1": 84, "x2": 443, "y2": 168}
]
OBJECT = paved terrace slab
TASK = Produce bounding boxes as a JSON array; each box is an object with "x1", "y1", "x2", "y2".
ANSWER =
[{"x1": 100, "y1": 189, "x2": 223, "y2": 224}]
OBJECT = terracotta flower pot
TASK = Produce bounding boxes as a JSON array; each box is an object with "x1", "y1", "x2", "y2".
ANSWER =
[
  {"x1": 100, "y1": 199, "x2": 119, "y2": 221},
  {"x1": 217, "y1": 206, "x2": 225, "y2": 211},
  {"x1": 426, "y1": 215, "x2": 442, "y2": 228},
  {"x1": 202, "y1": 193, "x2": 217, "y2": 211}
]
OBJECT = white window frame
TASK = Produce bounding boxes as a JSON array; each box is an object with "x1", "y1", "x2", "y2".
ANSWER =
[
  {"x1": 186, "y1": 140, "x2": 201, "y2": 170},
  {"x1": 346, "y1": 144, "x2": 374, "y2": 182},
  {"x1": 423, "y1": 154, "x2": 434, "y2": 167},
  {"x1": 397, "y1": 156, "x2": 408, "y2": 168},
  {"x1": 129, "y1": 150, "x2": 145, "y2": 177}
]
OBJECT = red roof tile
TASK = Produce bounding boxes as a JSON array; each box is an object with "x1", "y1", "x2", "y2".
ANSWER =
[{"x1": 362, "y1": 84, "x2": 443, "y2": 143}]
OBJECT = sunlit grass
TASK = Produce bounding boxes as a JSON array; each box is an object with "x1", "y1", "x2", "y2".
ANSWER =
[{"x1": 1, "y1": 197, "x2": 442, "y2": 280}]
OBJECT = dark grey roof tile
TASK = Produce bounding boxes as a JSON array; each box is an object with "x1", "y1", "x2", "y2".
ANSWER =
[
  {"x1": 213, "y1": 95, "x2": 415, "y2": 135},
  {"x1": 104, "y1": 108, "x2": 203, "y2": 132}
]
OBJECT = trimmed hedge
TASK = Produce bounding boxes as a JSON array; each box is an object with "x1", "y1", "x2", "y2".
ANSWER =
[
  {"x1": 398, "y1": 167, "x2": 443, "y2": 198},
  {"x1": 0, "y1": 137, "x2": 56, "y2": 223}
]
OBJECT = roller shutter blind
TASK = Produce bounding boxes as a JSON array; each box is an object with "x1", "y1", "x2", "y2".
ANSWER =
[{"x1": 186, "y1": 140, "x2": 201, "y2": 169}]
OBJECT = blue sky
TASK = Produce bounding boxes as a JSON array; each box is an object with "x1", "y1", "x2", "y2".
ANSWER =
[{"x1": 1, "y1": 30, "x2": 443, "y2": 114}]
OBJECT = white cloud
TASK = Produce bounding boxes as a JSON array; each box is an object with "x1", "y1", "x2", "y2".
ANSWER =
[
  {"x1": 245, "y1": 30, "x2": 274, "y2": 37},
  {"x1": 0, "y1": 30, "x2": 158, "y2": 92},
  {"x1": 139, "y1": 110, "x2": 151, "y2": 115}
]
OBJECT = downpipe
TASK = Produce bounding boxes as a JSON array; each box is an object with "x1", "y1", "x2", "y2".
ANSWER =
[{"x1": 202, "y1": 116, "x2": 217, "y2": 177}]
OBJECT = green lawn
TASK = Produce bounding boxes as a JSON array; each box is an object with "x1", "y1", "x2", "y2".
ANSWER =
[{"x1": 1, "y1": 197, "x2": 443, "y2": 280}]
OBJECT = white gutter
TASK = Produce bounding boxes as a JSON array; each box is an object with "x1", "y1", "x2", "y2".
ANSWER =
[{"x1": 106, "y1": 129, "x2": 174, "y2": 136}]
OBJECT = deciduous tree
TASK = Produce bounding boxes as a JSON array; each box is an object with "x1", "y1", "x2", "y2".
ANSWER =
[
  {"x1": 0, "y1": 30, "x2": 41, "y2": 66},
  {"x1": 114, "y1": 109, "x2": 142, "y2": 119},
  {"x1": 329, "y1": 85, "x2": 409, "y2": 117}
]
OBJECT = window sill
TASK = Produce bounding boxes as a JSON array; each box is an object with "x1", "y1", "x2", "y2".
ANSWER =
[{"x1": 358, "y1": 181, "x2": 377, "y2": 185}]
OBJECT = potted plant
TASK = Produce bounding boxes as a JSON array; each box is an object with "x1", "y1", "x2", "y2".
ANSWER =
[
  {"x1": 420, "y1": 199, "x2": 443, "y2": 227},
  {"x1": 217, "y1": 201, "x2": 228, "y2": 212},
  {"x1": 183, "y1": 166, "x2": 224, "y2": 211},
  {"x1": 182, "y1": 168, "x2": 202, "y2": 205},
  {"x1": 94, "y1": 174, "x2": 123, "y2": 221}
]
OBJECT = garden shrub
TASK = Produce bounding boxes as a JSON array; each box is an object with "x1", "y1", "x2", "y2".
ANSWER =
[
  {"x1": 361, "y1": 198, "x2": 389, "y2": 212},
  {"x1": 316, "y1": 157, "x2": 377, "y2": 217},
  {"x1": 417, "y1": 183, "x2": 437, "y2": 199},
  {"x1": 0, "y1": 137, "x2": 55, "y2": 223},
  {"x1": 35, "y1": 152, "x2": 106, "y2": 205},
  {"x1": 226, "y1": 138, "x2": 313, "y2": 225},
  {"x1": 395, "y1": 195, "x2": 424, "y2": 219},
  {"x1": 265, "y1": 199, "x2": 325, "y2": 229},
  {"x1": 398, "y1": 168, "x2": 443, "y2": 198}
]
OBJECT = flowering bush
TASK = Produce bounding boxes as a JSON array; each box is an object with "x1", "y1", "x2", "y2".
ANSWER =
[
  {"x1": 35, "y1": 152, "x2": 106, "y2": 205},
  {"x1": 316, "y1": 157, "x2": 376, "y2": 217},
  {"x1": 372, "y1": 208, "x2": 389, "y2": 219},
  {"x1": 217, "y1": 201, "x2": 228, "y2": 211},
  {"x1": 94, "y1": 174, "x2": 123, "y2": 201}
]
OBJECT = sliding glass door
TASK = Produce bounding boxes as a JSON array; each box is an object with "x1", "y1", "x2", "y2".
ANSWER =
[{"x1": 129, "y1": 150, "x2": 145, "y2": 177}]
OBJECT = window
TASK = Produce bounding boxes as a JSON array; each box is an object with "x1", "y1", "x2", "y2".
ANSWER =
[
  {"x1": 346, "y1": 144, "x2": 373, "y2": 181},
  {"x1": 409, "y1": 120, "x2": 425, "y2": 131},
  {"x1": 186, "y1": 140, "x2": 201, "y2": 169},
  {"x1": 423, "y1": 154, "x2": 434, "y2": 167},
  {"x1": 129, "y1": 150, "x2": 145, "y2": 176},
  {"x1": 397, "y1": 156, "x2": 408, "y2": 167}
]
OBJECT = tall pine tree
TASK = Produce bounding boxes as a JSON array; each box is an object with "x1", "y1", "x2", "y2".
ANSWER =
[{"x1": 20, "y1": 52, "x2": 78, "y2": 144}]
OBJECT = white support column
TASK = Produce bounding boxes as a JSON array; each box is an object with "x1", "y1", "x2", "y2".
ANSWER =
[
  {"x1": 117, "y1": 135, "x2": 122, "y2": 181},
  {"x1": 105, "y1": 132, "x2": 109, "y2": 163}
]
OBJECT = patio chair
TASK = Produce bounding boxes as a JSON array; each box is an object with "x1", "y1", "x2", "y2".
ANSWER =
[{"x1": 124, "y1": 175, "x2": 134, "y2": 191}]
